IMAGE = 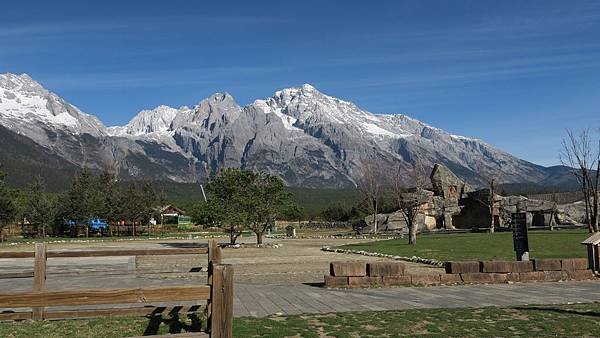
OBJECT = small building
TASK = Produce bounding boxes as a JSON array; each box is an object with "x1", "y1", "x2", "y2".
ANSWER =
[{"x1": 582, "y1": 232, "x2": 600, "y2": 272}]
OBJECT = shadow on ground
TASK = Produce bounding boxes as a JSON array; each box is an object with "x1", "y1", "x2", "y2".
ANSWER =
[
  {"x1": 142, "y1": 306, "x2": 205, "y2": 336},
  {"x1": 158, "y1": 242, "x2": 206, "y2": 248},
  {"x1": 515, "y1": 306, "x2": 600, "y2": 318}
]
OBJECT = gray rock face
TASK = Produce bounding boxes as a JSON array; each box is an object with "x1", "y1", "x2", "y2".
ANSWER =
[{"x1": 0, "y1": 73, "x2": 576, "y2": 187}]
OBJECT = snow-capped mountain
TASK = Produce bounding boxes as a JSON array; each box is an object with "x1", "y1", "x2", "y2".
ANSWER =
[
  {"x1": 0, "y1": 73, "x2": 568, "y2": 188},
  {"x1": 0, "y1": 73, "x2": 105, "y2": 140}
]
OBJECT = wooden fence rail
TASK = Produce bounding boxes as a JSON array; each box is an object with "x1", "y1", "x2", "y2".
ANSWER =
[
  {"x1": 0, "y1": 247, "x2": 208, "y2": 259},
  {"x1": 0, "y1": 239, "x2": 232, "y2": 338}
]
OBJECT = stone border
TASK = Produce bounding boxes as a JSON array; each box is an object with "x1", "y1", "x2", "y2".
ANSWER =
[
  {"x1": 267, "y1": 234, "x2": 402, "y2": 240},
  {"x1": 325, "y1": 259, "x2": 598, "y2": 288},
  {"x1": 321, "y1": 246, "x2": 445, "y2": 267}
]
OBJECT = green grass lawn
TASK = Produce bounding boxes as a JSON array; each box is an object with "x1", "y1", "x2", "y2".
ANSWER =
[
  {"x1": 338, "y1": 229, "x2": 590, "y2": 261},
  {"x1": 1, "y1": 303, "x2": 599, "y2": 337}
]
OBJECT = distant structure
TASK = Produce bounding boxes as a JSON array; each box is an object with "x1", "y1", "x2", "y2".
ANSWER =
[{"x1": 367, "y1": 164, "x2": 579, "y2": 233}]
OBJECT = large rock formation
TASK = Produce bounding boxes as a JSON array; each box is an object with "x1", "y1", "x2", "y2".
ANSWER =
[{"x1": 368, "y1": 164, "x2": 582, "y2": 233}]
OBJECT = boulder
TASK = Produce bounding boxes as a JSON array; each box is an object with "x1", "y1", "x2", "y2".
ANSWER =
[
  {"x1": 561, "y1": 258, "x2": 588, "y2": 271},
  {"x1": 324, "y1": 275, "x2": 348, "y2": 287},
  {"x1": 367, "y1": 262, "x2": 406, "y2": 277},
  {"x1": 445, "y1": 261, "x2": 480, "y2": 274},
  {"x1": 512, "y1": 261, "x2": 534, "y2": 273},
  {"x1": 481, "y1": 261, "x2": 513, "y2": 273},
  {"x1": 518, "y1": 271, "x2": 544, "y2": 282},
  {"x1": 411, "y1": 274, "x2": 441, "y2": 286},
  {"x1": 439, "y1": 273, "x2": 463, "y2": 284},
  {"x1": 330, "y1": 262, "x2": 367, "y2": 277},
  {"x1": 566, "y1": 269, "x2": 594, "y2": 281},
  {"x1": 430, "y1": 164, "x2": 472, "y2": 199},
  {"x1": 348, "y1": 276, "x2": 383, "y2": 287},
  {"x1": 461, "y1": 273, "x2": 507, "y2": 284},
  {"x1": 382, "y1": 276, "x2": 412, "y2": 286},
  {"x1": 543, "y1": 271, "x2": 569, "y2": 282},
  {"x1": 534, "y1": 259, "x2": 562, "y2": 271}
]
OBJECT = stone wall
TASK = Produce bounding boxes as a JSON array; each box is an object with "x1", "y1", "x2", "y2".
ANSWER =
[{"x1": 324, "y1": 259, "x2": 596, "y2": 288}]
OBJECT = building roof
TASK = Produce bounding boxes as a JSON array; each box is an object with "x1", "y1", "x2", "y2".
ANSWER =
[
  {"x1": 582, "y1": 232, "x2": 600, "y2": 245},
  {"x1": 158, "y1": 205, "x2": 186, "y2": 215}
]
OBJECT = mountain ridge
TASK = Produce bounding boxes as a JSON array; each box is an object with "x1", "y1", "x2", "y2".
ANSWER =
[{"x1": 0, "y1": 72, "x2": 574, "y2": 188}]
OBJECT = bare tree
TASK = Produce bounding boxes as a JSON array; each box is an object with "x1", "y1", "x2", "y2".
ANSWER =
[
  {"x1": 474, "y1": 173, "x2": 504, "y2": 233},
  {"x1": 357, "y1": 162, "x2": 384, "y2": 234},
  {"x1": 560, "y1": 129, "x2": 599, "y2": 233},
  {"x1": 392, "y1": 159, "x2": 428, "y2": 245}
]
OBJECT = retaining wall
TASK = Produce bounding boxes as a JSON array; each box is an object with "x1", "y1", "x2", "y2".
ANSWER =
[{"x1": 324, "y1": 258, "x2": 596, "y2": 288}]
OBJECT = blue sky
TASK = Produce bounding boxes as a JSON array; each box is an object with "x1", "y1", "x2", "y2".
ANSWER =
[{"x1": 1, "y1": 0, "x2": 599, "y2": 166}]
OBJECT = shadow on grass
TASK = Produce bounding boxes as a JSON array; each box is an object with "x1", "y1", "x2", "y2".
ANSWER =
[
  {"x1": 142, "y1": 306, "x2": 205, "y2": 336},
  {"x1": 515, "y1": 306, "x2": 600, "y2": 318}
]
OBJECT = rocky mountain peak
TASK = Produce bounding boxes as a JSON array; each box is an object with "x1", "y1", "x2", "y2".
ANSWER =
[
  {"x1": 0, "y1": 73, "x2": 106, "y2": 138},
  {"x1": 0, "y1": 73, "x2": 568, "y2": 188},
  {"x1": 0, "y1": 73, "x2": 44, "y2": 93}
]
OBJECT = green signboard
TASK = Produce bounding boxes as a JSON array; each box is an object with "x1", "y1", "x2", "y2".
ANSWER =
[{"x1": 177, "y1": 215, "x2": 192, "y2": 230}]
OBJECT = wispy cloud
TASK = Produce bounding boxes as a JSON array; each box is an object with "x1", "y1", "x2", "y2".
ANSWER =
[
  {"x1": 36, "y1": 65, "x2": 284, "y2": 90},
  {"x1": 0, "y1": 14, "x2": 294, "y2": 38}
]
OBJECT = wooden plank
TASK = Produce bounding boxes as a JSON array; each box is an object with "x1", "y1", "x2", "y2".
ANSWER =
[
  {"x1": 0, "y1": 248, "x2": 208, "y2": 259},
  {"x1": 1, "y1": 268, "x2": 207, "y2": 280},
  {"x1": 47, "y1": 248, "x2": 208, "y2": 258},
  {"x1": 32, "y1": 243, "x2": 47, "y2": 320},
  {"x1": 43, "y1": 305, "x2": 204, "y2": 320},
  {"x1": 210, "y1": 264, "x2": 233, "y2": 338},
  {"x1": 0, "y1": 252, "x2": 34, "y2": 258},
  {"x1": 0, "y1": 285, "x2": 211, "y2": 307},
  {"x1": 0, "y1": 311, "x2": 32, "y2": 321},
  {"x1": 0, "y1": 271, "x2": 34, "y2": 279}
]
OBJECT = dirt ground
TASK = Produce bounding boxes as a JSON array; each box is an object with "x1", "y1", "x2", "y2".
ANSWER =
[{"x1": 0, "y1": 236, "x2": 443, "y2": 285}]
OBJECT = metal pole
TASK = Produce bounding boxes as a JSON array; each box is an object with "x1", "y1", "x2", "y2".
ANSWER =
[{"x1": 200, "y1": 184, "x2": 207, "y2": 202}]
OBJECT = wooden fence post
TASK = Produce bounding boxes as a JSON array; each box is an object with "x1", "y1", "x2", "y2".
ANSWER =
[
  {"x1": 207, "y1": 239, "x2": 222, "y2": 333},
  {"x1": 210, "y1": 264, "x2": 233, "y2": 338},
  {"x1": 32, "y1": 243, "x2": 47, "y2": 320}
]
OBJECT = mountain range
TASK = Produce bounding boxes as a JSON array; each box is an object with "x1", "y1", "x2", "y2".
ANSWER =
[{"x1": 0, "y1": 73, "x2": 574, "y2": 190}]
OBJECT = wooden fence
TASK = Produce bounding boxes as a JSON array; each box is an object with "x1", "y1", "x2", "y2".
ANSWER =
[{"x1": 0, "y1": 239, "x2": 232, "y2": 337}]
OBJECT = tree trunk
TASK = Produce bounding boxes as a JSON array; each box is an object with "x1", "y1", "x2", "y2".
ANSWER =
[
  {"x1": 372, "y1": 198, "x2": 378, "y2": 234},
  {"x1": 489, "y1": 182, "x2": 495, "y2": 233},
  {"x1": 408, "y1": 223, "x2": 417, "y2": 245},
  {"x1": 582, "y1": 181, "x2": 592, "y2": 233},
  {"x1": 256, "y1": 232, "x2": 263, "y2": 245},
  {"x1": 593, "y1": 160, "x2": 599, "y2": 232},
  {"x1": 229, "y1": 229, "x2": 237, "y2": 245}
]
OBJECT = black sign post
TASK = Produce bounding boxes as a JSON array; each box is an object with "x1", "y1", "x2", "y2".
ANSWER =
[{"x1": 512, "y1": 213, "x2": 530, "y2": 261}]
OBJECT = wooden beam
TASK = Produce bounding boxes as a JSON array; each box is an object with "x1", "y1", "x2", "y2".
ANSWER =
[
  {"x1": 0, "y1": 311, "x2": 32, "y2": 321},
  {"x1": 1, "y1": 305, "x2": 205, "y2": 322},
  {"x1": 0, "y1": 248, "x2": 208, "y2": 259},
  {"x1": 210, "y1": 264, "x2": 233, "y2": 338},
  {"x1": 0, "y1": 285, "x2": 211, "y2": 307},
  {"x1": 47, "y1": 248, "x2": 208, "y2": 258},
  {"x1": 44, "y1": 305, "x2": 204, "y2": 320},
  {"x1": 0, "y1": 252, "x2": 34, "y2": 258},
  {"x1": 0, "y1": 272, "x2": 34, "y2": 279},
  {"x1": 32, "y1": 243, "x2": 47, "y2": 320}
]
